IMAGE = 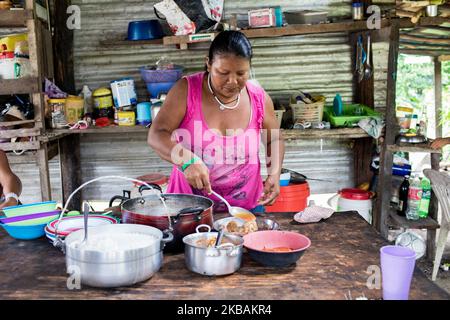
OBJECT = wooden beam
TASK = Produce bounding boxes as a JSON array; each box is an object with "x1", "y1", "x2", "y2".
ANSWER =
[
  {"x1": 375, "y1": 23, "x2": 400, "y2": 238},
  {"x1": 426, "y1": 153, "x2": 441, "y2": 260},
  {"x1": 0, "y1": 78, "x2": 40, "y2": 95},
  {"x1": 36, "y1": 144, "x2": 51, "y2": 201},
  {"x1": 438, "y1": 55, "x2": 450, "y2": 61},
  {"x1": 434, "y1": 57, "x2": 442, "y2": 140},
  {"x1": 53, "y1": 0, "x2": 75, "y2": 94},
  {"x1": 401, "y1": 34, "x2": 450, "y2": 45},
  {"x1": 59, "y1": 135, "x2": 82, "y2": 211},
  {"x1": 0, "y1": 9, "x2": 33, "y2": 27}
]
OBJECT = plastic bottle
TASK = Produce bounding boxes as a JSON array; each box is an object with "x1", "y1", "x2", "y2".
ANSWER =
[
  {"x1": 80, "y1": 85, "x2": 93, "y2": 114},
  {"x1": 397, "y1": 175, "x2": 409, "y2": 216},
  {"x1": 406, "y1": 175, "x2": 422, "y2": 221},
  {"x1": 418, "y1": 177, "x2": 431, "y2": 218}
]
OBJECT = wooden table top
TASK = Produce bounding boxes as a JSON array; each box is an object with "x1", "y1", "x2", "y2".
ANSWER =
[{"x1": 0, "y1": 211, "x2": 448, "y2": 300}]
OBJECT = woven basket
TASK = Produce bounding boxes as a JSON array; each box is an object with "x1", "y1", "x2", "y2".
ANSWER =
[{"x1": 290, "y1": 92, "x2": 325, "y2": 123}]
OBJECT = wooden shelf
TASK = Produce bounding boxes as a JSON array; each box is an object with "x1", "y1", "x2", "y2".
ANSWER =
[
  {"x1": 49, "y1": 125, "x2": 149, "y2": 135},
  {"x1": 100, "y1": 38, "x2": 164, "y2": 46},
  {"x1": 283, "y1": 127, "x2": 370, "y2": 139},
  {"x1": 388, "y1": 210, "x2": 440, "y2": 230},
  {"x1": 0, "y1": 78, "x2": 40, "y2": 95},
  {"x1": 0, "y1": 9, "x2": 33, "y2": 27},
  {"x1": 387, "y1": 143, "x2": 442, "y2": 154},
  {"x1": 39, "y1": 131, "x2": 73, "y2": 143},
  {"x1": 398, "y1": 16, "x2": 450, "y2": 29}
]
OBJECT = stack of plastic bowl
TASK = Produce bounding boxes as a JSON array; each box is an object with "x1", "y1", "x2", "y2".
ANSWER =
[
  {"x1": 140, "y1": 65, "x2": 183, "y2": 99},
  {"x1": 0, "y1": 201, "x2": 60, "y2": 240}
]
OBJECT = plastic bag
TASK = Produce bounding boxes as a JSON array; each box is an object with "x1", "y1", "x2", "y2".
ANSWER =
[
  {"x1": 154, "y1": 0, "x2": 196, "y2": 36},
  {"x1": 173, "y1": 0, "x2": 221, "y2": 32}
]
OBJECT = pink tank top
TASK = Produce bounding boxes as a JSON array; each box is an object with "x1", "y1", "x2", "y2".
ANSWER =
[{"x1": 166, "y1": 72, "x2": 265, "y2": 211}]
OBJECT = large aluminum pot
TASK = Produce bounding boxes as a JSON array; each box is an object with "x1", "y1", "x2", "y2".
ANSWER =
[
  {"x1": 109, "y1": 188, "x2": 214, "y2": 252},
  {"x1": 64, "y1": 224, "x2": 173, "y2": 288},
  {"x1": 183, "y1": 224, "x2": 244, "y2": 276}
]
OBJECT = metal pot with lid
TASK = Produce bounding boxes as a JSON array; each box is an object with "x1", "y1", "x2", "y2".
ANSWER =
[{"x1": 109, "y1": 185, "x2": 214, "y2": 252}]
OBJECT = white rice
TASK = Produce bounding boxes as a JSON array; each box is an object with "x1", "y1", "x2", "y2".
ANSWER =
[{"x1": 73, "y1": 233, "x2": 157, "y2": 252}]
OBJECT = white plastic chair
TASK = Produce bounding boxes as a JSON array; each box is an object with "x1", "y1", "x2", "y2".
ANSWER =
[{"x1": 423, "y1": 169, "x2": 450, "y2": 281}]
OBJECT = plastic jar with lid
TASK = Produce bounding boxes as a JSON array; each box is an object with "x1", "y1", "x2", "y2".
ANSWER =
[
  {"x1": 352, "y1": 2, "x2": 364, "y2": 20},
  {"x1": 92, "y1": 87, "x2": 114, "y2": 120},
  {"x1": 48, "y1": 99, "x2": 67, "y2": 129}
]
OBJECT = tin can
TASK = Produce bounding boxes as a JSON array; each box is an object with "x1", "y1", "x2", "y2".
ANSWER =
[
  {"x1": 118, "y1": 111, "x2": 136, "y2": 126},
  {"x1": 352, "y1": 2, "x2": 364, "y2": 20},
  {"x1": 110, "y1": 78, "x2": 138, "y2": 108},
  {"x1": 48, "y1": 99, "x2": 67, "y2": 129}
]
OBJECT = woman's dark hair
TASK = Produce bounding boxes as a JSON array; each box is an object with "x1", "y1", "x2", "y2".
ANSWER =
[{"x1": 208, "y1": 31, "x2": 253, "y2": 63}]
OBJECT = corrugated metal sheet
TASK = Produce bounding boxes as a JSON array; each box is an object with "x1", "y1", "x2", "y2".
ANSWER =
[{"x1": 373, "y1": 42, "x2": 389, "y2": 113}]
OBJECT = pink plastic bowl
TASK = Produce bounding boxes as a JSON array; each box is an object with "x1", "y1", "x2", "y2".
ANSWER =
[{"x1": 243, "y1": 230, "x2": 311, "y2": 267}]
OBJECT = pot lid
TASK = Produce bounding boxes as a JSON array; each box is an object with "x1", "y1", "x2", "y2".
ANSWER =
[
  {"x1": 339, "y1": 188, "x2": 370, "y2": 200},
  {"x1": 134, "y1": 173, "x2": 168, "y2": 186}
]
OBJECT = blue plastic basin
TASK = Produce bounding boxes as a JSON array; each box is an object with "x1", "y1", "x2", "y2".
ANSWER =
[
  {"x1": 146, "y1": 81, "x2": 176, "y2": 98},
  {"x1": 1, "y1": 223, "x2": 46, "y2": 240},
  {"x1": 127, "y1": 20, "x2": 163, "y2": 41}
]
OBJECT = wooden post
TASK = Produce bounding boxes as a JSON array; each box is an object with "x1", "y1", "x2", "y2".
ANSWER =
[
  {"x1": 434, "y1": 57, "x2": 442, "y2": 140},
  {"x1": 59, "y1": 134, "x2": 82, "y2": 211},
  {"x1": 53, "y1": 0, "x2": 75, "y2": 94},
  {"x1": 375, "y1": 23, "x2": 400, "y2": 237},
  {"x1": 37, "y1": 143, "x2": 51, "y2": 201}
]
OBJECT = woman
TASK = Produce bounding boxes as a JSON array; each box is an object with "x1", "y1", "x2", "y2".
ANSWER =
[
  {"x1": 148, "y1": 31, "x2": 285, "y2": 212},
  {"x1": 0, "y1": 150, "x2": 22, "y2": 209}
]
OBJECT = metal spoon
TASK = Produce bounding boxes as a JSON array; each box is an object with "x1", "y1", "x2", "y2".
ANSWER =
[
  {"x1": 215, "y1": 227, "x2": 225, "y2": 248},
  {"x1": 364, "y1": 34, "x2": 373, "y2": 80},
  {"x1": 210, "y1": 190, "x2": 256, "y2": 221},
  {"x1": 82, "y1": 202, "x2": 90, "y2": 244}
]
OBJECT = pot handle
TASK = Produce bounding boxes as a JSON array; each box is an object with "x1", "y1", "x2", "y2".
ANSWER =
[
  {"x1": 196, "y1": 224, "x2": 211, "y2": 233},
  {"x1": 160, "y1": 229, "x2": 174, "y2": 250},
  {"x1": 138, "y1": 183, "x2": 163, "y2": 195},
  {"x1": 171, "y1": 207, "x2": 205, "y2": 225},
  {"x1": 108, "y1": 194, "x2": 130, "y2": 208}
]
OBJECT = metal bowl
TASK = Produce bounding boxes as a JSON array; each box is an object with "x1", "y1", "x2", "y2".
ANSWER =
[{"x1": 213, "y1": 217, "x2": 280, "y2": 236}]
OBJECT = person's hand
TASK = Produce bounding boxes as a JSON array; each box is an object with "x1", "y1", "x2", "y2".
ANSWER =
[
  {"x1": 183, "y1": 161, "x2": 212, "y2": 194},
  {"x1": 258, "y1": 175, "x2": 280, "y2": 206},
  {"x1": 0, "y1": 197, "x2": 18, "y2": 209},
  {"x1": 430, "y1": 138, "x2": 450, "y2": 150}
]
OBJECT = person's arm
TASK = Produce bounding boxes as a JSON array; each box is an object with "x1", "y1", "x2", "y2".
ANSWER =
[
  {"x1": 430, "y1": 137, "x2": 450, "y2": 150},
  {"x1": 258, "y1": 92, "x2": 285, "y2": 206},
  {"x1": 147, "y1": 78, "x2": 212, "y2": 193},
  {"x1": 0, "y1": 150, "x2": 22, "y2": 209}
]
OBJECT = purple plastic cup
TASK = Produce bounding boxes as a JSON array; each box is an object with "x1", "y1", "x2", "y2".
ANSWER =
[{"x1": 380, "y1": 245, "x2": 416, "y2": 300}]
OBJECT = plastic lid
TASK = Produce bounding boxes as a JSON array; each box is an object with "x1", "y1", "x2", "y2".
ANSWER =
[
  {"x1": 352, "y1": 2, "x2": 363, "y2": 7},
  {"x1": 93, "y1": 88, "x2": 112, "y2": 97},
  {"x1": 48, "y1": 99, "x2": 66, "y2": 103},
  {"x1": 134, "y1": 173, "x2": 168, "y2": 186},
  {"x1": 339, "y1": 188, "x2": 371, "y2": 200}
]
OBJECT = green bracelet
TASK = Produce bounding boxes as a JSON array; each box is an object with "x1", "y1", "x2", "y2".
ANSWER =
[{"x1": 181, "y1": 157, "x2": 201, "y2": 172}]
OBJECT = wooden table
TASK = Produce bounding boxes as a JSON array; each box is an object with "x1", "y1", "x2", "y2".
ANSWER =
[{"x1": 0, "y1": 212, "x2": 448, "y2": 300}]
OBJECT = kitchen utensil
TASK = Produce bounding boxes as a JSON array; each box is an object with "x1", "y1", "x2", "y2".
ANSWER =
[
  {"x1": 0, "y1": 210, "x2": 60, "y2": 226},
  {"x1": 127, "y1": 20, "x2": 164, "y2": 41},
  {"x1": 215, "y1": 227, "x2": 225, "y2": 247},
  {"x1": 281, "y1": 168, "x2": 331, "y2": 183},
  {"x1": 2, "y1": 200, "x2": 57, "y2": 217},
  {"x1": 243, "y1": 230, "x2": 311, "y2": 267},
  {"x1": 213, "y1": 217, "x2": 280, "y2": 236},
  {"x1": 396, "y1": 134, "x2": 427, "y2": 144},
  {"x1": 0, "y1": 223, "x2": 47, "y2": 240},
  {"x1": 364, "y1": 34, "x2": 373, "y2": 80},
  {"x1": 109, "y1": 189, "x2": 214, "y2": 252},
  {"x1": 140, "y1": 65, "x2": 184, "y2": 83},
  {"x1": 210, "y1": 190, "x2": 256, "y2": 221},
  {"x1": 145, "y1": 81, "x2": 176, "y2": 99},
  {"x1": 64, "y1": 223, "x2": 173, "y2": 287},
  {"x1": 81, "y1": 203, "x2": 89, "y2": 245},
  {"x1": 183, "y1": 224, "x2": 244, "y2": 276}
]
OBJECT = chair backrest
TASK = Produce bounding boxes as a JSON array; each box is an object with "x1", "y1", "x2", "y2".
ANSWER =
[{"x1": 424, "y1": 169, "x2": 450, "y2": 227}]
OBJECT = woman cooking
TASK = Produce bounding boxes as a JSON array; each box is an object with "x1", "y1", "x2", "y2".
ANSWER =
[{"x1": 148, "y1": 31, "x2": 285, "y2": 213}]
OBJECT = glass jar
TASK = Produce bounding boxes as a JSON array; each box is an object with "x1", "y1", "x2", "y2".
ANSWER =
[
  {"x1": 352, "y1": 2, "x2": 364, "y2": 20},
  {"x1": 48, "y1": 99, "x2": 67, "y2": 129}
]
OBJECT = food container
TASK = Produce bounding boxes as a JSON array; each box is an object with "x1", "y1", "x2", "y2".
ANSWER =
[
  {"x1": 248, "y1": 8, "x2": 276, "y2": 28},
  {"x1": 146, "y1": 81, "x2": 176, "y2": 99},
  {"x1": 110, "y1": 78, "x2": 137, "y2": 108},
  {"x1": 265, "y1": 182, "x2": 310, "y2": 213},
  {"x1": 140, "y1": 65, "x2": 184, "y2": 83},
  {"x1": 130, "y1": 173, "x2": 169, "y2": 197},
  {"x1": 183, "y1": 224, "x2": 244, "y2": 276},
  {"x1": 63, "y1": 223, "x2": 173, "y2": 287},
  {"x1": 136, "y1": 102, "x2": 152, "y2": 125},
  {"x1": 117, "y1": 111, "x2": 136, "y2": 126},
  {"x1": 2, "y1": 200, "x2": 57, "y2": 217},
  {"x1": 48, "y1": 99, "x2": 67, "y2": 128},
  {"x1": 0, "y1": 33, "x2": 27, "y2": 53},
  {"x1": 213, "y1": 217, "x2": 279, "y2": 237},
  {"x1": 93, "y1": 88, "x2": 114, "y2": 119},
  {"x1": 352, "y1": 2, "x2": 364, "y2": 20},
  {"x1": 0, "y1": 223, "x2": 47, "y2": 240},
  {"x1": 243, "y1": 230, "x2": 311, "y2": 267},
  {"x1": 65, "y1": 96, "x2": 84, "y2": 124},
  {"x1": 109, "y1": 192, "x2": 214, "y2": 252},
  {"x1": 127, "y1": 20, "x2": 164, "y2": 41}
]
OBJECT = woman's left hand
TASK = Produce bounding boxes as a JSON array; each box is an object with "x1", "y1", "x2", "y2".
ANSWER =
[{"x1": 257, "y1": 175, "x2": 280, "y2": 206}]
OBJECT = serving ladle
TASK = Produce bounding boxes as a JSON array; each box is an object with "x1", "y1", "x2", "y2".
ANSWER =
[{"x1": 210, "y1": 190, "x2": 256, "y2": 222}]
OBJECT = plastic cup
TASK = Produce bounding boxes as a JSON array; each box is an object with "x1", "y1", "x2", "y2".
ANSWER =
[{"x1": 380, "y1": 245, "x2": 416, "y2": 300}]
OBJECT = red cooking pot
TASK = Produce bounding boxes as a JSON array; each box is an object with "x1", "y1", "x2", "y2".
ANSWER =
[{"x1": 109, "y1": 186, "x2": 214, "y2": 252}]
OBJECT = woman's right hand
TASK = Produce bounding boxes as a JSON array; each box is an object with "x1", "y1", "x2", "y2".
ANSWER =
[{"x1": 183, "y1": 161, "x2": 212, "y2": 194}]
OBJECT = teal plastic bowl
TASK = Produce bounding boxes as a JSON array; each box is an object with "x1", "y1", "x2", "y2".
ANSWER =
[
  {"x1": 2, "y1": 201, "x2": 57, "y2": 218},
  {"x1": 1, "y1": 223, "x2": 46, "y2": 240}
]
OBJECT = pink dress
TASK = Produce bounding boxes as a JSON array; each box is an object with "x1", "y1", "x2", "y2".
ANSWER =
[{"x1": 166, "y1": 72, "x2": 265, "y2": 211}]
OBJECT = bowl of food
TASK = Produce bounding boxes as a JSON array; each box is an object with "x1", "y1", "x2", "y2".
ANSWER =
[
  {"x1": 213, "y1": 217, "x2": 279, "y2": 237},
  {"x1": 243, "y1": 230, "x2": 311, "y2": 267}
]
